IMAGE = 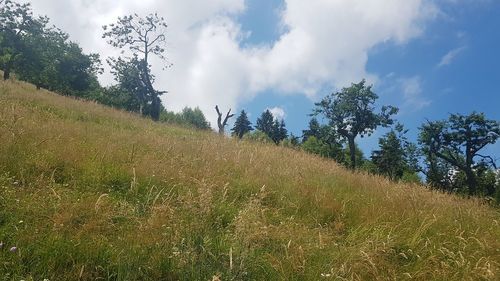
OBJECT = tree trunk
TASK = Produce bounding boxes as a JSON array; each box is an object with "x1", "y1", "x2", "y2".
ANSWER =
[
  {"x1": 150, "y1": 95, "x2": 161, "y2": 121},
  {"x1": 465, "y1": 169, "x2": 477, "y2": 196},
  {"x1": 348, "y1": 136, "x2": 356, "y2": 170},
  {"x1": 3, "y1": 59, "x2": 13, "y2": 80},
  {"x1": 218, "y1": 126, "x2": 224, "y2": 135},
  {"x1": 139, "y1": 103, "x2": 144, "y2": 116}
]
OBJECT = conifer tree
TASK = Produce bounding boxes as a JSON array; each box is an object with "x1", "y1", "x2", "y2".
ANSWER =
[
  {"x1": 256, "y1": 110, "x2": 275, "y2": 138},
  {"x1": 302, "y1": 117, "x2": 321, "y2": 142},
  {"x1": 277, "y1": 119, "x2": 288, "y2": 144},
  {"x1": 231, "y1": 110, "x2": 253, "y2": 139}
]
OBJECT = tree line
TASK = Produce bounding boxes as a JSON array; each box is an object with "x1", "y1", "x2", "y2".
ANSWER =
[
  {"x1": 0, "y1": 0, "x2": 208, "y2": 128},
  {"x1": 1, "y1": 1, "x2": 499, "y2": 202}
]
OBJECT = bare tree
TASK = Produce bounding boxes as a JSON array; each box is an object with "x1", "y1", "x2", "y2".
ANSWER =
[{"x1": 215, "y1": 105, "x2": 235, "y2": 135}]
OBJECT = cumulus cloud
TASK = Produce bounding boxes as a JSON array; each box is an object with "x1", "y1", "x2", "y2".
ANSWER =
[
  {"x1": 437, "y1": 46, "x2": 467, "y2": 67},
  {"x1": 27, "y1": 0, "x2": 441, "y2": 127},
  {"x1": 267, "y1": 107, "x2": 286, "y2": 121}
]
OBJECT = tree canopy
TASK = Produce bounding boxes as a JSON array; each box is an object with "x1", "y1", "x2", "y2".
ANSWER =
[
  {"x1": 103, "y1": 13, "x2": 170, "y2": 121},
  {"x1": 231, "y1": 110, "x2": 253, "y2": 139},
  {"x1": 419, "y1": 112, "x2": 500, "y2": 195},
  {"x1": 313, "y1": 80, "x2": 398, "y2": 169}
]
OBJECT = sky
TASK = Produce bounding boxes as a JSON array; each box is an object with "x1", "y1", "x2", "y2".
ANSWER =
[{"x1": 26, "y1": 0, "x2": 500, "y2": 161}]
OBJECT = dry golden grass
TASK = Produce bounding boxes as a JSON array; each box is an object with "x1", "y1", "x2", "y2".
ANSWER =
[{"x1": 0, "y1": 79, "x2": 499, "y2": 280}]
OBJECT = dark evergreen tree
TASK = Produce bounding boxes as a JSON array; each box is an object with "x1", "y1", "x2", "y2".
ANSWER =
[
  {"x1": 231, "y1": 110, "x2": 253, "y2": 139},
  {"x1": 302, "y1": 117, "x2": 321, "y2": 142},
  {"x1": 256, "y1": 110, "x2": 275, "y2": 138},
  {"x1": 371, "y1": 127, "x2": 406, "y2": 181},
  {"x1": 277, "y1": 119, "x2": 288, "y2": 144},
  {"x1": 271, "y1": 119, "x2": 280, "y2": 144}
]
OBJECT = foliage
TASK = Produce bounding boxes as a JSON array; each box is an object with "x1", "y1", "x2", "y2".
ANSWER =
[
  {"x1": 255, "y1": 110, "x2": 289, "y2": 145},
  {"x1": 231, "y1": 110, "x2": 253, "y2": 139},
  {"x1": 242, "y1": 130, "x2": 273, "y2": 144},
  {"x1": 271, "y1": 119, "x2": 288, "y2": 144},
  {"x1": 302, "y1": 117, "x2": 321, "y2": 142},
  {"x1": 0, "y1": 0, "x2": 101, "y2": 97},
  {"x1": 0, "y1": 0, "x2": 48, "y2": 80},
  {"x1": 106, "y1": 56, "x2": 149, "y2": 113},
  {"x1": 103, "y1": 13, "x2": 169, "y2": 121},
  {"x1": 160, "y1": 107, "x2": 211, "y2": 130},
  {"x1": 302, "y1": 136, "x2": 332, "y2": 158},
  {"x1": 255, "y1": 109, "x2": 275, "y2": 138},
  {"x1": 313, "y1": 80, "x2": 398, "y2": 169},
  {"x1": 93, "y1": 85, "x2": 142, "y2": 112},
  {"x1": 419, "y1": 112, "x2": 500, "y2": 195},
  {"x1": 301, "y1": 117, "x2": 346, "y2": 164},
  {"x1": 371, "y1": 124, "x2": 420, "y2": 181}
]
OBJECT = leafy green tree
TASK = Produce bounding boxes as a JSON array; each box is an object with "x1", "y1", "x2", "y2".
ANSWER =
[
  {"x1": 7, "y1": 21, "x2": 101, "y2": 96},
  {"x1": 300, "y1": 120, "x2": 345, "y2": 163},
  {"x1": 0, "y1": 0, "x2": 48, "y2": 80},
  {"x1": 419, "y1": 112, "x2": 500, "y2": 195},
  {"x1": 231, "y1": 110, "x2": 253, "y2": 139},
  {"x1": 103, "y1": 13, "x2": 169, "y2": 121},
  {"x1": 160, "y1": 107, "x2": 210, "y2": 130},
  {"x1": 302, "y1": 136, "x2": 332, "y2": 158},
  {"x1": 313, "y1": 80, "x2": 398, "y2": 169},
  {"x1": 107, "y1": 56, "x2": 148, "y2": 113},
  {"x1": 14, "y1": 27, "x2": 66, "y2": 89},
  {"x1": 96, "y1": 85, "x2": 142, "y2": 112},
  {"x1": 423, "y1": 152, "x2": 455, "y2": 191},
  {"x1": 476, "y1": 167, "x2": 498, "y2": 197},
  {"x1": 256, "y1": 110, "x2": 275, "y2": 138},
  {"x1": 179, "y1": 107, "x2": 211, "y2": 130},
  {"x1": 50, "y1": 42, "x2": 101, "y2": 96}
]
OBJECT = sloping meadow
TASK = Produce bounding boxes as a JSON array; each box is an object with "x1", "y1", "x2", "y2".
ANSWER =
[{"x1": 0, "y1": 80, "x2": 499, "y2": 280}]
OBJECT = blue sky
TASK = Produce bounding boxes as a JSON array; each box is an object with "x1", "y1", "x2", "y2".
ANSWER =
[
  {"x1": 31, "y1": 0, "x2": 500, "y2": 162},
  {"x1": 237, "y1": 0, "x2": 500, "y2": 161}
]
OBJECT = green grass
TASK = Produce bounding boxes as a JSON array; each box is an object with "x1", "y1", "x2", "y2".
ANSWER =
[{"x1": 0, "y1": 79, "x2": 499, "y2": 280}]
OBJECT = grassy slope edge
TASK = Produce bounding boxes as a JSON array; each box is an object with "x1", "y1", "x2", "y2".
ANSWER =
[{"x1": 0, "y1": 80, "x2": 499, "y2": 280}]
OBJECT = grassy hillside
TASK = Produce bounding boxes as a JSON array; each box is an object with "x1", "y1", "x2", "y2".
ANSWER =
[{"x1": 0, "y1": 79, "x2": 499, "y2": 281}]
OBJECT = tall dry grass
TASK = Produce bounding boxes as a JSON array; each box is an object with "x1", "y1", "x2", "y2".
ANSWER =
[{"x1": 0, "y1": 79, "x2": 499, "y2": 280}]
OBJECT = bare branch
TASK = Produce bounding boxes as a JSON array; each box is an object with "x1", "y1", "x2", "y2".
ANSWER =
[{"x1": 215, "y1": 105, "x2": 235, "y2": 135}]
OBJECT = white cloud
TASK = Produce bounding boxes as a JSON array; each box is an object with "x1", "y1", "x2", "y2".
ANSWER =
[
  {"x1": 438, "y1": 46, "x2": 467, "y2": 67},
  {"x1": 27, "y1": 0, "x2": 442, "y2": 128},
  {"x1": 399, "y1": 76, "x2": 431, "y2": 111},
  {"x1": 267, "y1": 107, "x2": 286, "y2": 121}
]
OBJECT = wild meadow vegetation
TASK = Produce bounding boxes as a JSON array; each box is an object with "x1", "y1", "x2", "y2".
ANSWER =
[{"x1": 1, "y1": 79, "x2": 500, "y2": 280}]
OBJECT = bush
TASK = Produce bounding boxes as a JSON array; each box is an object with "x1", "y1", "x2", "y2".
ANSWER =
[
  {"x1": 160, "y1": 107, "x2": 211, "y2": 130},
  {"x1": 242, "y1": 130, "x2": 273, "y2": 144}
]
